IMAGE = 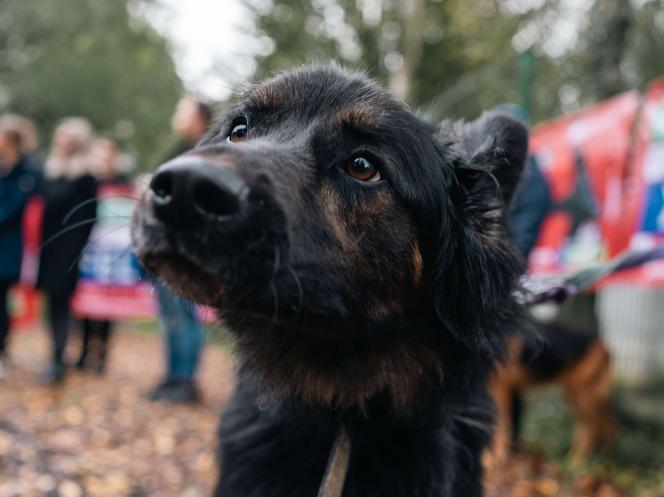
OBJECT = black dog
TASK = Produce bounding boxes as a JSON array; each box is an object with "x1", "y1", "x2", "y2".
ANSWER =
[{"x1": 132, "y1": 65, "x2": 528, "y2": 497}]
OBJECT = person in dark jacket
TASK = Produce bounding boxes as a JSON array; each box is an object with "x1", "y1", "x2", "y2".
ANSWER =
[
  {"x1": 75, "y1": 137, "x2": 126, "y2": 373},
  {"x1": 37, "y1": 117, "x2": 97, "y2": 384},
  {"x1": 148, "y1": 96, "x2": 211, "y2": 403},
  {"x1": 508, "y1": 155, "x2": 552, "y2": 257},
  {"x1": 0, "y1": 120, "x2": 39, "y2": 378},
  {"x1": 493, "y1": 104, "x2": 553, "y2": 258}
]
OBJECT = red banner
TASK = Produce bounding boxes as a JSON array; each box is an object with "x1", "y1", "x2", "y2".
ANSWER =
[
  {"x1": 70, "y1": 184, "x2": 155, "y2": 319},
  {"x1": 527, "y1": 91, "x2": 641, "y2": 275},
  {"x1": 9, "y1": 196, "x2": 44, "y2": 329},
  {"x1": 527, "y1": 80, "x2": 664, "y2": 286},
  {"x1": 609, "y1": 78, "x2": 664, "y2": 285}
]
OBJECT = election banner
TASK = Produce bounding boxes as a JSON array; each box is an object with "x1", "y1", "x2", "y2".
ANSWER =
[
  {"x1": 71, "y1": 184, "x2": 156, "y2": 319},
  {"x1": 609, "y1": 78, "x2": 664, "y2": 286},
  {"x1": 527, "y1": 91, "x2": 641, "y2": 276}
]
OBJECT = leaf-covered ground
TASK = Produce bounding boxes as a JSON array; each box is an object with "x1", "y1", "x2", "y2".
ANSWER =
[
  {"x1": 1, "y1": 327, "x2": 661, "y2": 497},
  {"x1": 0, "y1": 327, "x2": 233, "y2": 497}
]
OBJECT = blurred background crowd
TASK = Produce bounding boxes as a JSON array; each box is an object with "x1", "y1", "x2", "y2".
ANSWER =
[
  {"x1": 0, "y1": 96, "x2": 214, "y2": 394},
  {"x1": 0, "y1": 1, "x2": 663, "y2": 497}
]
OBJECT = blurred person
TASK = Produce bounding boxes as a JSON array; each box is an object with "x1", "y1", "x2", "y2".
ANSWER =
[
  {"x1": 148, "y1": 96, "x2": 211, "y2": 403},
  {"x1": 0, "y1": 118, "x2": 39, "y2": 379},
  {"x1": 496, "y1": 104, "x2": 553, "y2": 257},
  {"x1": 0, "y1": 114, "x2": 39, "y2": 156},
  {"x1": 75, "y1": 137, "x2": 125, "y2": 374},
  {"x1": 508, "y1": 158, "x2": 552, "y2": 257},
  {"x1": 489, "y1": 105, "x2": 614, "y2": 464},
  {"x1": 170, "y1": 95, "x2": 213, "y2": 157},
  {"x1": 37, "y1": 118, "x2": 97, "y2": 384}
]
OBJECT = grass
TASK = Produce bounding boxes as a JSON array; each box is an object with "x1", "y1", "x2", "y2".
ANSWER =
[
  {"x1": 521, "y1": 384, "x2": 664, "y2": 497},
  {"x1": 122, "y1": 317, "x2": 236, "y2": 350}
]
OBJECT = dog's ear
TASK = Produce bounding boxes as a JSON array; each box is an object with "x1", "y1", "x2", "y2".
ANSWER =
[
  {"x1": 451, "y1": 111, "x2": 529, "y2": 207},
  {"x1": 428, "y1": 112, "x2": 528, "y2": 353}
]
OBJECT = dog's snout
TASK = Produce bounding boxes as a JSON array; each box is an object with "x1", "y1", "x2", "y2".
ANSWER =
[{"x1": 149, "y1": 156, "x2": 247, "y2": 226}]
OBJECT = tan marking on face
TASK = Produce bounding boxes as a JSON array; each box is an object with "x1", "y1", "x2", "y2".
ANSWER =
[
  {"x1": 412, "y1": 242, "x2": 423, "y2": 287},
  {"x1": 320, "y1": 183, "x2": 354, "y2": 251},
  {"x1": 347, "y1": 189, "x2": 392, "y2": 226},
  {"x1": 335, "y1": 107, "x2": 379, "y2": 130},
  {"x1": 253, "y1": 83, "x2": 285, "y2": 109},
  {"x1": 192, "y1": 153, "x2": 239, "y2": 172}
]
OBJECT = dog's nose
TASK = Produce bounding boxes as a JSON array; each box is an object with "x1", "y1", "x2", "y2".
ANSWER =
[{"x1": 149, "y1": 156, "x2": 248, "y2": 227}]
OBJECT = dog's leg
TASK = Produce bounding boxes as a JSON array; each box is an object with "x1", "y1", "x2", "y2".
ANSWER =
[
  {"x1": 563, "y1": 341, "x2": 615, "y2": 463},
  {"x1": 486, "y1": 370, "x2": 513, "y2": 467},
  {"x1": 510, "y1": 390, "x2": 524, "y2": 446}
]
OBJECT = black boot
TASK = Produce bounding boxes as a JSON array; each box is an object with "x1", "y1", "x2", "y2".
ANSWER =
[
  {"x1": 148, "y1": 378, "x2": 201, "y2": 404},
  {"x1": 41, "y1": 360, "x2": 66, "y2": 385},
  {"x1": 75, "y1": 350, "x2": 88, "y2": 370}
]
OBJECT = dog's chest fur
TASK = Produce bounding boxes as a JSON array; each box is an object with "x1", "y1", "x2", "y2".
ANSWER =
[{"x1": 215, "y1": 360, "x2": 492, "y2": 497}]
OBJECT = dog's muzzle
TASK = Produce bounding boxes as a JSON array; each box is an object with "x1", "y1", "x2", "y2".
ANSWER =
[
  {"x1": 132, "y1": 152, "x2": 289, "y2": 307},
  {"x1": 149, "y1": 156, "x2": 249, "y2": 228}
]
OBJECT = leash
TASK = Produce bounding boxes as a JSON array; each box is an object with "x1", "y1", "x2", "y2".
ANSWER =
[
  {"x1": 317, "y1": 426, "x2": 352, "y2": 497},
  {"x1": 520, "y1": 246, "x2": 664, "y2": 306}
]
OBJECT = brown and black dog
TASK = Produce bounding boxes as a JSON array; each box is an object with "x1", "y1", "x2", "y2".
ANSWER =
[
  {"x1": 488, "y1": 320, "x2": 615, "y2": 465},
  {"x1": 132, "y1": 64, "x2": 530, "y2": 497}
]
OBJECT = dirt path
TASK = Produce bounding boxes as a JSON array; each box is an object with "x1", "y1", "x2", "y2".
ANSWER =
[{"x1": 0, "y1": 328, "x2": 234, "y2": 497}]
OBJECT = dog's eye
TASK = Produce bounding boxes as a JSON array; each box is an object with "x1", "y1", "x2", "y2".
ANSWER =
[
  {"x1": 344, "y1": 156, "x2": 381, "y2": 182},
  {"x1": 228, "y1": 119, "x2": 248, "y2": 143}
]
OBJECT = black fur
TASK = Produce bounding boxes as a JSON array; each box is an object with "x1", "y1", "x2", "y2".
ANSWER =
[
  {"x1": 132, "y1": 65, "x2": 528, "y2": 497},
  {"x1": 520, "y1": 322, "x2": 597, "y2": 382}
]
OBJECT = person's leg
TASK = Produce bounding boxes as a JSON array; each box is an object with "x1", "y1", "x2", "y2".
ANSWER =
[
  {"x1": 76, "y1": 318, "x2": 92, "y2": 368},
  {"x1": 51, "y1": 294, "x2": 71, "y2": 363},
  {"x1": 0, "y1": 281, "x2": 10, "y2": 358},
  {"x1": 96, "y1": 320, "x2": 112, "y2": 373},
  {"x1": 150, "y1": 281, "x2": 203, "y2": 402},
  {"x1": 44, "y1": 291, "x2": 72, "y2": 383},
  {"x1": 156, "y1": 282, "x2": 203, "y2": 380},
  {"x1": 0, "y1": 281, "x2": 10, "y2": 379},
  {"x1": 169, "y1": 298, "x2": 203, "y2": 381}
]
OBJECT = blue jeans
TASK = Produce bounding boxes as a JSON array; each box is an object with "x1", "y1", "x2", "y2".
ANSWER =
[{"x1": 155, "y1": 281, "x2": 203, "y2": 380}]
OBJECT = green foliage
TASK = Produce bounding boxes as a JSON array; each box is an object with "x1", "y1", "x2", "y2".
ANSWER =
[
  {"x1": 0, "y1": 0, "x2": 183, "y2": 169},
  {"x1": 523, "y1": 387, "x2": 664, "y2": 497},
  {"x1": 248, "y1": 0, "x2": 552, "y2": 120},
  {"x1": 248, "y1": 0, "x2": 664, "y2": 124}
]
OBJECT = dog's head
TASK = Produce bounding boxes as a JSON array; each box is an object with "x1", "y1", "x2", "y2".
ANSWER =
[{"x1": 132, "y1": 65, "x2": 527, "y2": 408}]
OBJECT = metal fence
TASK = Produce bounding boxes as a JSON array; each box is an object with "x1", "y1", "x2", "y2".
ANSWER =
[{"x1": 598, "y1": 284, "x2": 664, "y2": 384}]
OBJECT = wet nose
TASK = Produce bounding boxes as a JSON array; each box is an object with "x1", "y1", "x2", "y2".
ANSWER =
[{"x1": 149, "y1": 156, "x2": 248, "y2": 227}]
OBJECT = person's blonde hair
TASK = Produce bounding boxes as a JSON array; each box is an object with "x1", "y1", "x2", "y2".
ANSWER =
[{"x1": 44, "y1": 117, "x2": 94, "y2": 178}]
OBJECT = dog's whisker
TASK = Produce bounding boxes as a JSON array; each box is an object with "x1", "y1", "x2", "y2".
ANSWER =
[
  {"x1": 66, "y1": 223, "x2": 131, "y2": 273},
  {"x1": 265, "y1": 246, "x2": 281, "y2": 330},
  {"x1": 268, "y1": 281, "x2": 280, "y2": 333},
  {"x1": 40, "y1": 218, "x2": 99, "y2": 251},
  {"x1": 453, "y1": 415, "x2": 494, "y2": 436},
  {"x1": 62, "y1": 194, "x2": 138, "y2": 225},
  {"x1": 286, "y1": 264, "x2": 303, "y2": 323}
]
